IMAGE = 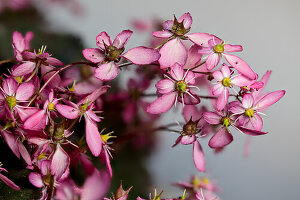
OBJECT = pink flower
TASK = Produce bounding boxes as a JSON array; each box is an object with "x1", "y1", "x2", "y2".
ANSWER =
[
  {"x1": 56, "y1": 87, "x2": 109, "y2": 156},
  {"x1": 212, "y1": 63, "x2": 256, "y2": 111},
  {"x1": 0, "y1": 77, "x2": 35, "y2": 116},
  {"x1": 83, "y1": 30, "x2": 160, "y2": 81},
  {"x1": 23, "y1": 90, "x2": 59, "y2": 130},
  {"x1": 229, "y1": 91, "x2": 285, "y2": 131},
  {"x1": 153, "y1": 13, "x2": 212, "y2": 69},
  {"x1": 12, "y1": 46, "x2": 64, "y2": 77},
  {"x1": 199, "y1": 36, "x2": 257, "y2": 79},
  {"x1": 146, "y1": 63, "x2": 200, "y2": 114},
  {"x1": 12, "y1": 30, "x2": 34, "y2": 62},
  {"x1": 203, "y1": 108, "x2": 267, "y2": 149}
]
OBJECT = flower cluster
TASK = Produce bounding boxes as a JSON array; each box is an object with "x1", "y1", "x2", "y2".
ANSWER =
[{"x1": 0, "y1": 12, "x2": 285, "y2": 200}]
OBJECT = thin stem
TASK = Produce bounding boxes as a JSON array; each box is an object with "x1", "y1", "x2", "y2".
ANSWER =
[
  {"x1": 141, "y1": 93, "x2": 157, "y2": 97},
  {"x1": 198, "y1": 95, "x2": 217, "y2": 99},
  {"x1": 67, "y1": 117, "x2": 79, "y2": 131},
  {"x1": 154, "y1": 36, "x2": 175, "y2": 50},
  {"x1": 25, "y1": 60, "x2": 42, "y2": 83},
  {"x1": 118, "y1": 62, "x2": 133, "y2": 68},
  {"x1": 0, "y1": 59, "x2": 15, "y2": 65},
  {"x1": 46, "y1": 175, "x2": 55, "y2": 200},
  {"x1": 189, "y1": 61, "x2": 206, "y2": 71}
]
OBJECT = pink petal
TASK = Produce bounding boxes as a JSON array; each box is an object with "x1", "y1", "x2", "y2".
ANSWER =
[
  {"x1": 186, "y1": 33, "x2": 213, "y2": 47},
  {"x1": 85, "y1": 115, "x2": 102, "y2": 156},
  {"x1": 56, "y1": 104, "x2": 79, "y2": 119},
  {"x1": 1, "y1": 131, "x2": 20, "y2": 158},
  {"x1": 0, "y1": 173, "x2": 20, "y2": 190},
  {"x1": 255, "y1": 90, "x2": 285, "y2": 111},
  {"x1": 209, "y1": 127, "x2": 233, "y2": 148},
  {"x1": 178, "y1": 12, "x2": 193, "y2": 29},
  {"x1": 216, "y1": 88, "x2": 229, "y2": 111},
  {"x1": 28, "y1": 172, "x2": 43, "y2": 188},
  {"x1": 96, "y1": 32, "x2": 112, "y2": 50},
  {"x1": 155, "y1": 79, "x2": 175, "y2": 94},
  {"x1": 15, "y1": 83, "x2": 34, "y2": 101},
  {"x1": 183, "y1": 45, "x2": 202, "y2": 69},
  {"x1": 2, "y1": 78, "x2": 18, "y2": 96},
  {"x1": 82, "y1": 48, "x2": 105, "y2": 63},
  {"x1": 146, "y1": 92, "x2": 177, "y2": 114},
  {"x1": 181, "y1": 135, "x2": 196, "y2": 145},
  {"x1": 18, "y1": 141, "x2": 32, "y2": 166},
  {"x1": 231, "y1": 75, "x2": 252, "y2": 87},
  {"x1": 86, "y1": 110, "x2": 101, "y2": 122},
  {"x1": 40, "y1": 65, "x2": 61, "y2": 88},
  {"x1": 104, "y1": 149, "x2": 112, "y2": 177},
  {"x1": 185, "y1": 71, "x2": 196, "y2": 84},
  {"x1": 229, "y1": 101, "x2": 244, "y2": 114},
  {"x1": 250, "y1": 113, "x2": 263, "y2": 131},
  {"x1": 158, "y1": 38, "x2": 187, "y2": 69},
  {"x1": 81, "y1": 170, "x2": 110, "y2": 200},
  {"x1": 22, "y1": 51, "x2": 36, "y2": 60},
  {"x1": 12, "y1": 62, "x2": 35, "y2": 77},
  {"x1": 212, "y1": 83, "x2": 225, "y2": 96},
  {"x1": 23, "y1": 110, "x2": 47, "y2": 130},
  {"x1": 182, "y1": 105, "x2": 202, "y2": 122},
  {"x1": 14, "y1": 106, "x2": 39, "y2": 122},
  {"x1": 242, "y1": 93, "x2": 254, "y2": 109},
  {"x1": 223, "y1": 54, "x2": 257, "y2": 80},
  {"x1": 113, "y1": 30, "x2": 133, "y2": 49},
  {"x1": 47, "y1": 57, "x2": 64, "y2": 66},
  {"x1": 24, "y1": 32, "x2": 34, "y2": 50},
  {"x1": 78, "y1": 86, "x2": 109, "y2": 105},
  {"x1": 12, "y1": 31, "x2": 25, "y2": 52},
  {"x1": 224, "y1": 44, "x2": 243, "y2": 52},
  {"x1": 206, "y1": 53, "x2": 220, "y2": 70},
  {"x1": 51, "y1": 144, "x2": 70, "y2": 179},
  {"x1": 162, "y1": 20, "x2": 173, "y2": 30},
  {"x1": 122, "y1": 46, "x2": 160, "y2": 65},
  {"x1": 235, "y1": 125, "x2": 267, "y2": 136},
  {"x1": 152, "y1": 31, "x2": 173, "y2": 38},
  {"x1": 212, "y1": 71, "x2": 224, "y2": 82},
  {"x1": 220, "y1": 63, "x2": 231, "y2": 78},
  {"x1": 193, "y1": 140, "x2": 205, "y2": 172},
  {"x1": 94, "y1": 62, "x2": 119, "y2": 81},
  {"x1": 170, "y1": 63, "x2": 185, "y2": 80},
  {"x1": 203, "y1": 112, "x2": 222, "y2": 125},
  {"x1": 252, "y1": 70, "x2": 272, "y2": 100}
]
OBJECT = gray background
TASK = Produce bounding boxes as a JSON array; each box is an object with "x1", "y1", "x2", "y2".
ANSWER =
[{"x1": 39, "y1": 0, "x2": 299, "y2": 199}]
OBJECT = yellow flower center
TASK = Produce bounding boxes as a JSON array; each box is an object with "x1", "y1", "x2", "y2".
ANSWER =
[
  {"x1": 222, "y1": 77, "x2": 231, "y2": 87},
  {"x1": 15, "y1": 76, "x2": 23, "y2": 83},
  {"x1": 222, "y1": 117, "x2": 231, "y2": 127},
  {"x1": 245, "y1": 108, "x2": 254, "y2": 117},
  {"x1": 214, "y1": 42, "x2": 225, "y2": 53},
  {"x1": 47, "y1": 102, "x2": 55, "y2": 111},
  {"x1": 100, "y1": 132, "x2": 116, "y2": 143},
  {"x1": 6, "y1": 96, "x2": 16, "y2": 110},
  {"x1": 176, "y1": 80, "x2": 187, "y2": 93}
]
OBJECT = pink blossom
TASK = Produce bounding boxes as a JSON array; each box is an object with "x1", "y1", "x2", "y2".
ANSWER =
[
  {"x1": 153, "y1": 13, "x2": 212, "y2": 69},
  {"x1": 12, "y1": 31, "x2": 34, "y2": 62},
  {"x1": 203, "y1": 108, "x2": 267, "y2": 148},
  {"x1": 212, "y1": 63, "x2": 256, "y2": 111},
  {"x1": 23, "y1": 90, "x2": 59, "y2": 130},
  {"x1": 12, "y1": 46, "x2": 64, "y2": 77},
  {"x1": 199, "y1": 36, "x2": 257, "y2": 80},
  {"x1": 229, "y1": 91, "x2": 285, "y2": 131},
  {"x1": 83, "y1": 30, "x2": 160, "y2": 81},
  {"x1": 146, "y1": 63, "x2": 200, "y2": 114}
]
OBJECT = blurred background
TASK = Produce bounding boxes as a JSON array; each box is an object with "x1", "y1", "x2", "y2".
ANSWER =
[{"x1": 0, "y1": 0, "x2": 299, "y2": 199}]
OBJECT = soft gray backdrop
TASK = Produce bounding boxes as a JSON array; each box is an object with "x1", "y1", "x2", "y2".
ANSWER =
[{"x1": 39, "y1": 0, "x2": 299, "y2": 199}]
